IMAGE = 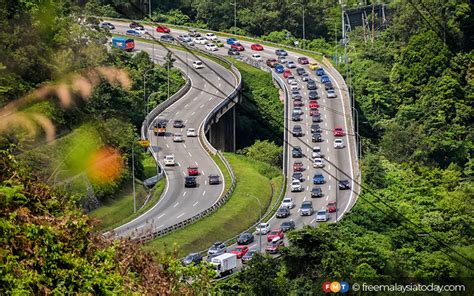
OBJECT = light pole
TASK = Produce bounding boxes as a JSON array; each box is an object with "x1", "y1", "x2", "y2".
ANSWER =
[
  {"x1": 245, "y1": 194, "x2": 264, "y2": 253},
  {"x1": 143, "y1": 67, "x2": 160, "y2": 138},
  {"x1": 231, "y1": 1, "x2": 237, "y2": 35},
  {"x1": 132, "y1": 142, "x2": 136, "y2": 213},
  {"x1": 292, "y1": 2, "x2": 306, "y2": 49}
]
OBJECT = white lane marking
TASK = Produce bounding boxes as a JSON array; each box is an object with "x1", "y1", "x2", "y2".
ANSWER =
[
  {"x1": 193, "y1": 97, "x2": 198, "y2": 101},
  {"x1": 209, "y1": 97, "x2": 213, "y2": 101},
  {"x1": 307, "y1": 147, "x2": 310, "y2": 152},
  {"x1": 306, "y1": 139, "x2": 309, "y2": 143},
  {"x1": 193, "y1": 201, "x2": 199, "y2": 207},
  {"x1": 327, "y1": 147, "x2": 330, "y2": 152},
  {"x1": 218, "y1": 77, "x2": 221, "y2": 81},
  {"x1": 174, "y1": 202, "x2": 179, "y2": 207},
  {"x1": 201, "y1": 170, "x2": 205, "y2": 175},
  {"x1": 325, "y1": 114, "x2": 327, "y2": 119},
  {"x1": 204, "y1": 83, "x2": 207, "y2": 88},
  {"x1": 166, "y1": 144, "x2": 169, "y2": 148},
  {"x1": 191, "y1": 111, "x2": 196, "y2": 116},
  {"x1": 184, "y1": 104, "x2": 189, "y2": 108},
  {"x1": 183, "y1": 144, "x2": 187, "y2": 149},
  {"x1": 325, "y1": 122, "x2": 328, "y2": 127},
  {"x1": 176, "y1": 111, "x2": 180, "y2": 115},
  {"x1": 183, "y1": 191, "x2": 187, "y2": 196},
  {"x1": 188, "y1": 151, "x2": 192, "y2": 157},
  {"x1": 306, "y1": 175, "x2": 309, "y2": 181},
  {"x1": 137, "y1": 224, "x2": 144, "y2": 230},
  {"x1": 183, "y1": 171, "x2": 187, "y2": 176},
  {"x1": 177, "y1": 213, "x2": 185, "y2": 219},
  {"x1": 155, "y1": 224, "x2": 164, "y2": 229},
  {"x1": 326, "y1": 196, "x2": 329, "y2": 201},
  {"x1": 303, "y1": 196, "x2": 307, "y2": 201},
  {"x1": 306, "y1": 186, "x2": 309, "y2": 191},
  {"x1": 329, "y1": 176, "x2": 332, "y2": 181},
  {"x1": 202, "y1": 190, "x2": 206, "y2": 196},
  {"x1": 311, "y1": 218, "x2": 316, "y2": 224},
  {"x1": 195, "y1": 161, "x2": 199, "y2": 166},
  {"x1": 215, "y1": 90, "x2": 219, "y2": 94},
  {"x1": 184, "y1": 120, "x2": 188, "y2": 124},
  {"x1": 200, "y1": 104, "x2": 204, "y2": 108},
  {"x1": 328, "y1": 165, "x2": 331, "y2": 170},
  {"x1": 157, "y1": 213, "x2": 166, "y2": 219},
  {"x1": 219, "y1": 83, "x2": 222, "y2": 87},
  {"x1": 205, "y1": 180, "x2": 207, "y2": 185}
]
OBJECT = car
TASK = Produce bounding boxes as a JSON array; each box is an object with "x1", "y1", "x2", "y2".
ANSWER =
[
  {"x1": 312, "y1": 132, "x2": 322, "y2": 142},
  {"x1": 182, "y1": 253, "x2": 202, "y2": 266},
  {"x1": 250, "y1": 43, "x2": 264, "y2": 51},
  {"x1": 208, "y1": 175, "x2": 220, "y2": 185},
  {"x1": 160, "y1": 34, "x2": 175, "y2": 42},
  {"x1": 242, "y1": 250, "x2": 256, "y2": 264},
  {"x1": 290, "y1": 80, "x2": 298, "y2": 86},
  {"x1": 334, "y1": 139, "x2": 345, "y2": 149},
  {"x1": 313, "y1": 158, "x2": 324, "y2": 168},
  {"x1": 327, "y1": 89, "x2": 337, "y2": 98},
  {"x1": 208, "y1": 241, "x2": 226, "y2": 256},
  {"x1": 100, "y1": 22, "x2": 115, "y2": 30},
  {"x1": 290, "y1": 179, "x2": 302, "y2": 192},
  {"x1": 194, "y1": 36, "x2": 208, "y2": 44},
  {"x1": 309, "y1": 101, "x2": 319, "y2": 109},
  {"x1": 228, "y1": 48, "x2": 240, "y2": 55},
  {"x1": 298, "y1": 57, "x2": 309, "y2": 64},
  {"x1": 307, "y1": 82, "x2": 317, "y2": 90},
  {"x1": 321, "y1": 75, "x2": 330, "y2": 84},
  {"x1": 164, "y1": 154, "x2": 175, "y2": 166},
  {"x1": 283, "y1": 69, "x2": 292, "y2": 78},
  {"x1": 186, "y1": 128, "x2": 197, "y2": 137},
  {"x1": 310, "y1": 109, "x2": 320, "y2": 117},
  {"x1": 292, "y1": 125, "x2": 303, "y2": 137},
  {"x1": 312, "y1": 114, "x2": 322, "y2": 122},
  {"x1": 173, "y1": 133, "x2": 184, "y2": 142},
  {"x1": 312, "y1": 146, "x2": 323, "y2": 158},
  {"x1": 192, "y1": 60, "x2": 204, "y2": 69},
  {"x1": 309, "y1": 62, "x2": 319, "y2": 70},
  {"x1": 231, "y1": 246, "x2": 249, "y2": 259},
  {"x1": 291, "y1": 113, "x2": 301, "y2": 121},
  {"x1": 306, "y1": 78, "x2": 316, "y2": 84},
  {"x1": 266, "y1": 58, "x2": 278, "y2": 67},
  {"x1": 178, "y1": 35, "x2": 194, "y2": 45},
  {"x1": 313, "y1": 173, "x2": 325, "y2": 184},
  {"x1": 339, "y1": 180, "x2": 351, "y2": 190},
  {"x1": 300, "y1": 201, "x2": 314, "y2": 216},
  {"x1": 327, "y1": 201, "x2": 337, "y2": 213},
  {"x1": 308, "y1": 90, "x2": 319, "y2": 100},
  {"x1": 129, "y1": 22, "x2": 144, "y2": 30},
  {"x1": 324, "y1": 82, "x2": 334, "y2": 90},
  {"x1": 267, "y1": 229, "x2": 284, "y2": 242},
  {"x1": 184, "y1": 176, "x2": 197, "y2": 187},
  {"x1": 126, "y1": 29, "x2": 140, "y2": 36},
  {"x1": 275, "y1": 49, "x2": 288, "y2": 56},
  {"x1": 173, "y1": 119, "x2": 184, "y2": 128},
  {"x1": 281, "y1": 197, "x2": 295, "y2": 209},
  {"x1": 280, "y1": 221, "x2": 296, "y2": 232},
  {"x1": 316, "y1": 67, "x2": 325, "y2": 76},
  {"x1": 296, "y1": 67, "x2": 306, "y2": 76},
  {"x1": 188, "y1": 29, "x2": 201, "y2": 37},
  {"x1": 292, "y1": 172, "x2": 304, "y2": 182},
  {"x1": 311, "y1": 186, "x2": 323, "y2": 198},
  {"x1": 287, "y1": 61, "x2": 296, "y2": 68},
  {"x1": 276, "y1": 207, "x2": 291, "y2": 218},
  {"x1": 213, "y1": 40, "x2": 224, "y2": 47},
  {"x1": 156, "y1": 25, "x2": 170, "y2": 33},
  {"x1": 205, "y1": 43, "x2": 218, "y2": 51},
  {"x1": 265, "y1": 237, "x2": 284, "y2": 254},
  {"x1": 277, "y1": 56, "x2": 287, "y2": 64},
  {"x1": 256, "y1": 222, "x2": 270, "y2": 235},
  {"x1": 293, "y1": 161, "x2": 304, "y2": 172},
  {"x1": 311, "y1": 123, "x2": 322, "y2": 133},
  {"x1": 302, "y1": 73, "x2": 311, "y2": 82},
  {"x1": 293, "y1": 107, "x2": 303, "y2": 115},
  {"x1": 231, "y1": 43, "x2": 244, "y2": 51},
  {"x1": 187, "y1": 166, "x2": 199, "y2": 176},
  {"x1": 205, "y1": 32, "x2": 218, "y2": 40},
  {"x1": 333, "y1": 126, "x2": 344, "y2": 137},
  {"x1": 293, "y1": 99, "x2": 303, "y2": 107},
  {"x1": 290, "y1": 84, "x2": 300, "y2": 91},
  {"x1": 251, "y1": 53, "x2": 262, "y2": 61},
  {"x1": 226, "y1": 38, "x2": 237, "y2": 45},
  {"x1": 237, "y1": 232, "x2": 254, "y2": 245},
  {"x1": 274, "y1": 64, "x2": 284, "y2": 73},
  {"x1": 288, "y1": 76, "x2": 296, "y2": 84},
  {"x1": 292, "y1": 146, "x2": 303, "y2": 158},
  {"x1": 316, "y1": 210, "x2": 329, "y2": 222}
]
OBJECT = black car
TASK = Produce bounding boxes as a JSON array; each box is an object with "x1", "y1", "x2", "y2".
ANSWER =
[
  {"x1": 306, "y1": 78, "x2": 316, "y2": 84},
  {"x1": 160, "y1": 34, "x2": 175, "y2": 42},
  {"x1": 292, "y1": 125, "x2": 303, "y2": 137},
  {"x1": 208, "y1": 175, "x2": 220, "y2": 185},
  {"x1": 307, "y1": 82, "x2": 317, "y2": 90},
  {"x1": 173, "y1": 119, "x2": 184, "y2": 128},
  {"x1": 296, "y1": 68, "x2": 306, "y2": 76},
  {"x1": 100, "y1": 22, "x2": 115, "y2": 30},
  {"x1": 276, "y1": 207, "x2": 291, "y2": 218},
  {"x1": 308, "y1": 90, "x2": 319, "y2": 100},
  {"x1": 184, "y1": 176, "x2": 197, "y2": 187},
  {"x1": 182, "y1": 253, "x2": 202, "y2": 266},
  {"x1": 311, "y1": 123, "x2": 322, "y2": 133},
  {"x1": 280, "y1": 221, "x2": 296, "y2": 232},
  {"x1": 292, "y1": 172, "x2": 304, "y2": 182},
  {"x1": 129, "y1": 22, "x2": 144, "y2": 30},
  {"x1": 228, "y1": 48, "x2": 240, "y2": 55},
  {"x1": 292, "y1": 146, "x2": 303, "y2": 158},
  {"x1": 292, "y1": 113, "x2": 302, "y2": 121},
  {"x1": 312, "y1": 114, "x2": 322, "y2": 122},
  {"x1": 339, "y1": 180, "x2": 351, "y2": 190},
  {"x1": 312, "y1": 132, "x2": 323, "y2": 142},
  {"x1": 324, "y1": 82, "x2": 334, "y2": 90},
  {"x1": 291, "y1": 90, "x2": 301, "y2": 98},
  {"x1": 237, "y1": 232, "x2": 254, "y2": 245},
  {"x1": 188, "y1": 29, "x2": 201, "y2": 37},
  {"x1": 242, "y1": 250, "x2": 257, "y2": 264},
  {"x1": 311, "y1": 186, "x2": 323, "y2": 198}
]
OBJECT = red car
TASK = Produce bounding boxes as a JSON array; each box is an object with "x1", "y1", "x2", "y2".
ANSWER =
[
  {"x1": 251, "y1": 43, "x2": 264, "y2": 51},
  {"x1": 310, "y1": 109, "x2": 320, "y2": 116},
  {"x1": 231, "y1": 43, "x2": 245, "y2": 51},
  {"x1": 267, "y1": 228, "x2": 284, "y2": 242},
  {"x1": 231, "y1": 245, "x2": 249, "y2": 259},
  {"x1": 156, "y1": 25, "x2": 170, "y2": 33},
  {"x1": 327, "y1": 201, "x2": 337, "y2": 213},
  {"x1": 293, "y1": 99, "x2": 303, "y2": 107},
  {"x1": 309, "y1": 101, "x2": 318, "y2": 109},
  {"x1": 187, "y1": 166, "x2": 199, "y2": 176},
  {"x1": 293, "y1": 161, "x2": 304, "y2": 172},
  {"x1": 333, "y1": 126, "x2": 345, "y2": 137},
  {"x1": 298, "y1": 57, "x2": 309, "y2": 64},
  {"x1": 283, "y1": 70, "x2": 292, "y2": 78}
]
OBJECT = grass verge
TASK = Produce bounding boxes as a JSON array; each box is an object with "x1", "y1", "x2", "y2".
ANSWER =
[
  {"x1": 142, "y1": 152, "x2": 157, "y2": 179},
  {"x1": 142, "y1": 153, "x2": 282, "y2": 258}
]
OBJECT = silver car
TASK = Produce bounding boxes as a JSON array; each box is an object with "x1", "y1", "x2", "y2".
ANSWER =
[
  {"x1": 208, "y1": 241, "x2": 227, "y2": 256},
  {"x1": 316, "y1": 210, "x2": 329, "y2": 222}
]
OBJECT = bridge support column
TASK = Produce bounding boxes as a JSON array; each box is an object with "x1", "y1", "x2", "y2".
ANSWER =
[{"x1": 207, "y1": 106, "x2": 236, "y2": 152}]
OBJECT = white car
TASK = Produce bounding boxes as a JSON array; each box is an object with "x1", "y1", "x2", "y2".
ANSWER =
[
  {"x1": 192, "y1": 61, "x2": 204, "y2": 69},
  {"x1": 135, "y1": 27, "x2": 147, "y2": 34},
  {"x1": 205, "y1": 32, "x2": 218, "y2": 41},
  {"x1": 334, "y1": 139, "x2": 345, "y2": 149},
  {"x1": 164, "y1": 154, "x2": 175, "y2": 166},
  {"x1": 287, "y1": 76, "x2": 296, "y2": 84},
  {"x1": 290, "y1": 84, "x2": 300, "y2": 91},
  {"x1": 186, "y1": 128, "x2": 197, "y2": 137},
  {"x1": 251, "y1": 53, "x2": 262, "y2": 61},
  {"x1": 173, "y1": 133, "x2": 184, "y2": 142},
  {"x1": 194, "y1": 37, "x2": 208, "y2": 44},
  {"x1": 312, "y1": 146, "x2": 323, "y2": 158},
  {"x1": 287, "y1": 61, "x2": 296, "y2": 68},
  {"x1": 290, "y1": 179, "x2": 302, "y2": 192},
  {"x1": 205, "y1": 43, "x2": 218, "y2": 51},
  {"x1": 281, "y1": 197, "x2": 295, "y2": 209},
  {"x1": 313, "y1": 158, "x2": 324, "y2": 168},
  {"x1": 327, "y1": 89, "x2": 337, "y2": 98},
  {"x1": 316, "y1": 210, "x2": 329, "y2": 222},
  {"x1": 256, "y1": 222, "x2": 270, "y2": 235}
]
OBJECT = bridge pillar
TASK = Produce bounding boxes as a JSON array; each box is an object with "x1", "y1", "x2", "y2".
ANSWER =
[{"x1": 207, "y1": 106, "x2": 236, "y2": 152}]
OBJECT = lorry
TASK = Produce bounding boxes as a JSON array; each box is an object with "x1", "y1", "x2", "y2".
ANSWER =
[
  {"x1": 111, "y1": 37, "x2": 135, "y2": 51},
  {"x1": 210, "y1": 253, "x2": 237, "y2": 278}
]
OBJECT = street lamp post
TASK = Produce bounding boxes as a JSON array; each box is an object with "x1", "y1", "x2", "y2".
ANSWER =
[
  {"x1": 231, "y1": 1, "x2": 237, "y2": 35},
  {"x1": 292, "y1": 2, "x2": 306, "y2": 49},
  {"x1": 132, "y1": 142, "x2": 136, "y2": 213},
  {"x1": 245, "y1": 194, "x2": 264, "y2": 252}
]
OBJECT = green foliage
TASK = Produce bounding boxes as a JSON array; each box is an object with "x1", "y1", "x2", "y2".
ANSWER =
[{"x1": 241, "y1": 139, "x2": 282, "y2": 169}]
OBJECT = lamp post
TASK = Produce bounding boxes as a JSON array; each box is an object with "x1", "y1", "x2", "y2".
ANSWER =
[
  {"x1": 143, "y1": 67, "x2": 160, "y2": 138},
  {"x1": 292, "y1": 2, "x2": 306, "y2": 49},
  {"x1": 132, "y1": 142, "x2": 136, "y2": 213},
  {"x1": 245, "y1": 194, "x2": 264, "y2": 252},
  {"x1": 231, "y1": 1, "x2": 237, "y2": 34}
]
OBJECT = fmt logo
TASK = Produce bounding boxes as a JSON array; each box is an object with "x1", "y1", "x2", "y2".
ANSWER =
[{"x1": 322, "y1": 281, "x2": 349, "y2": 293}]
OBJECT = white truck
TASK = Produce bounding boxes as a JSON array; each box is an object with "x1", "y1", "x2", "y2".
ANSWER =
[{"x1": 211, "y1": 253, "x2": 237, "y2": 278}]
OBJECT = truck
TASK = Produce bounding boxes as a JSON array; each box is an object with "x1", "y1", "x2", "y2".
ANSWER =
[
  {"x1": 153, "y1": 120, "x2": 167, "y2": 136},
  {"x1": 210, "y1": 253, "x2": 237, "y2": 278},
  {"x1": 111, "y1": 37, "x2": 135, "y2": 51}
]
